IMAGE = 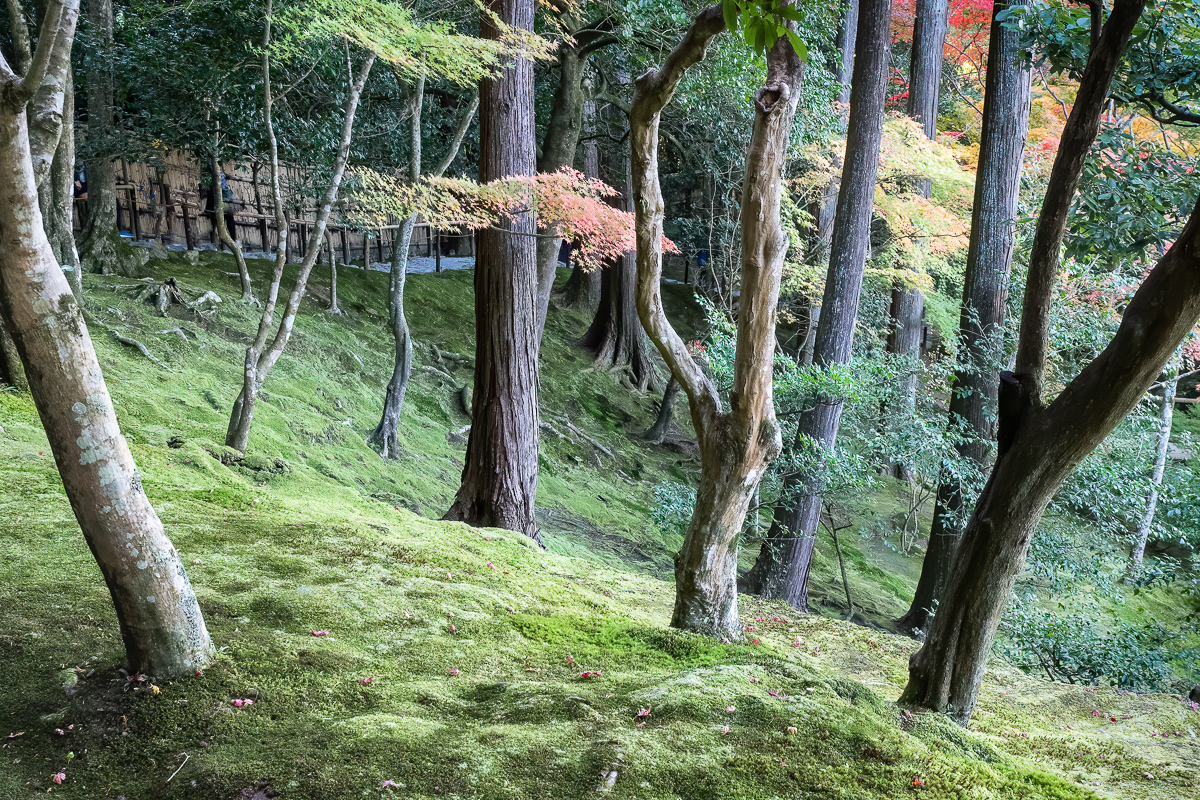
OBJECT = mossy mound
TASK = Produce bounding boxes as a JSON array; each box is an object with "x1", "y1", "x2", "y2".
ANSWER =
[{"x1": 1, "y1": 253, "x2": 1197, "y2": 798}]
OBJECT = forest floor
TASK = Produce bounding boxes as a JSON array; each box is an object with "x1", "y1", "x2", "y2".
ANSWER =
[{"x1": 0, "y1": 248, "x2": 1198, "y2": 799}]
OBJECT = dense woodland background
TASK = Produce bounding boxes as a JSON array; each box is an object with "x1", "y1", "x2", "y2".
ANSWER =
[{"x1": 0, "y1": 0, "x2": 1199, "y2": 797}]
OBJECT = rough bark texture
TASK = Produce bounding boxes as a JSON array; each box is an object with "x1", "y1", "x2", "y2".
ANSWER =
[
  {"x1": 901, "y1": 0, "x2": 1176, "y2": 725},
  {"x1": 896, "y1": 0, "x2": 1032, "y2": 636},
  {"x1": 559, "y1": 98, "x2": 602, "y2": 312},
  {"x1": 77, "y1": 0, "x2": 120, "y2": 273},
  {"x1": 0, "y1": 0, "x2": 214, "y2": 677},
  {"x1": 0, "y1": 315, "x2": 28, "y2": 389},
  {"x1": 225, "y1": 20, "x2": 373, "y2": 452},
  {"x1": 1132, "y1": 374, "x2": 1175, "y2": 569},
  {"x1": 326, "y1": 232, "x2": 339, "y2": 313},
  {"x1": 580, "y1": 128, "x2": 657, "y2": 390},
  {"x1": 443, "y1": 0, "x2": 542, "y2": 541},
  {"x1": 642, "y1": 376, "x2": 679, "y2": 444},
  {"x1": 743, "y1": 0, "x2": 892, "y2": 611},
  {"x1": 835, "y1": 0, "x2": 860, "y2": 109},
  {"x1": 371, "y1": 81, "x2": 476, "y2": 459},
  {"x1": 631, "y1": 4, "x2": 800, "y2": 637}
]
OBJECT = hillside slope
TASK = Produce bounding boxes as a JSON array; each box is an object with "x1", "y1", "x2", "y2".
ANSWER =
[{"x1": 1, "y1": 252, "x2": 1197, "y2": 799}]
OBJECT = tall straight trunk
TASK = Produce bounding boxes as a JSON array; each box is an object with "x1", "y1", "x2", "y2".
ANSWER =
[
  {"x1": 0, "y1": 0, "x2": 214, "y2": 677},
  {"x1": 560, "y1": 97, "x2": 602, "y2": 312},
  {"x1": 372, "y1": 83, "x2": 477, "y2": 459},
  {"x1": 48, "y1": 68, "x2": 81, "y2": 295},
  {"x1": 902, "y1": 0, "x2": 1165, "y2": 724},
  {"x1": 1132, "y1": 374, "x2": 1175, "y2": 570},
  {"x1": 226, "y1": 13, "x2": 374, "y2": 452},
  {"x1": 631, "y1": 5, "x2": 800, "y2": 637},
  {"x1": 580, "y1": 120, "x2": 657, "y2": 390},
  {"x1": 77, "y1": 0, "x2": 119, "y2": 271},
  {"x1": 835, "y1": 0, "x2": 860, "y2": 109},
  {"x1": 444, "y1": 0, "x2": 542, "y2": 540},
  {"x1": 325, "y1": 231, "x2": 339, "y2": 313},
  {"x1": 896, "y1": 0, "x2": 1031, "y2": 636},
  {"x1": 742, "y1": 0, "x2": 892, "y2": 611}
]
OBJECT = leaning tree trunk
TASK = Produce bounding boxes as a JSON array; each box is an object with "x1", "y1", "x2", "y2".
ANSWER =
[
  {"x1": 211, "y1": 152, "x2": 255, "y2": 303},
  {"x1": 371, "y1": 80, "x2": 476, "y2": 459},
  {"x1": 0, "y1": 0, "x2": 214, "y2": 677},
  {"x1": 896, "y1": 0, "x2": 1032, "y2": 636},
  {"x1": 902, "y1": 0, "x2": 1160, "y2": 724},
  {"x1": 631, "y1": 4, "x2": 801, "y2": 637},
  {"x1": 742, "y1": 0, "x2": 892, "y2": 611},
  {"x1": 559, "y1": 98, "x2": 603, "y2": 312},
  {"x1": 444, "y1": 0, "x2": 542, "y2": 540},
  {"x1": 77, "y1": 0, "x2": 121, "y2": 273},
  {"x1": 49, "y1": 68, "x2": 81, "y2": 295},
  {"x1": 581, "y1": 139, "x2": 658, "y2": 390},
  {"x1": 1132, "y1": 373, "x2": 1176, "y2": 570},
  {"x1": 642, "y1": 376, "x2": 680, "y2": 444}
]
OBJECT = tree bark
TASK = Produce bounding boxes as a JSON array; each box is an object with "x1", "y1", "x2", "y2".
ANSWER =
[
  {"x1": 743, "y1": 0, "x2": 892, "y2": 611},
  {"x1": 325, "y1": 231, "x2": 339, "y2": 313},
  {"x1": 371, "y1": 80, "x2": 476, "y2": 459},
  {"x1": 642, "y1": 376, "x2": 679, "y2": 444},
  {"x1": 77, "y1": 0, "x2": 120, "y2": 273},
  {"x1": 211, "y1": 151, "x2": 255, "y2": 303},
  {"x1": 580, "y1": 125, "x2": 657, "y2": 390},
  {"x1": 835, "y1": 0, "x2": 860, "y2": 110},
  {"x1": 0, "y1": 0, "x2": 214, "y2": 677},
  {"x1": 1132, "y1": 374, "x2": 1175, "y2": 570},
  {"x1": 900, "y1": 0, "x2": 1191, "y2": 726},
  {"x1": 444, "y1": 0, "x2": 542, "y2": 541},
  {"x1": 631, "y1": 4, "x2": 800, "y2": 637},
  {"x1": 896, "y1": 0, "x2": 1032, "y2": 636},
  {"x1": 225, "y1": 15, "x2": 373, "y2": 452},
  {"x1": 559, "y1": 98, "x2": 602, "y2": 312}
]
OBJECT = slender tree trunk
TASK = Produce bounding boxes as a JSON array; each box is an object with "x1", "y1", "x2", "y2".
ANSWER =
[
  {"x1": 580, "y1": 139, "x2": 658, "y2": 390},
  {"x1": 226, "y1": 18, "x2": 373, "y2": 452},
  {"x1": 0, "y1": 0, "x2": 214, "y2": 677},
  {"x1": 444, "y1": 0, "x2": 542, "y2": 540},
  {"x1": 902, "y1": 0, "x2": 1174, "y2": 725},
  {"x1": 642, "y1": 376, "x2": 679, "y2": 444},
  {"x1": 559, "y1": 98, "x2": 602, "y2": 312},
  {"x1": 0, "y1": 316, "x2": 28, "y2": 389},
  {"x1": 896, "y1": 0, "x2": 1031, "y2": 636},
  {"x1": 371, "y1": 80, "x2": 476, "y2": 459},
  {"x1": 211, "y1": 152, "x2": 255, "y2": 303},
  {"x1": 835, "y1": 0, "x2": 860, "y2": 110},
  {"x1": 743, "y1": 0, "x2": 892, "y2": 611},
  {"x1": 326, "y1": 231, "x2": 339, "y2": 313},
  {"x1": 1132, "y1": 375, "x2": 1175, "y2": 570},
  {"x1": 631, "y1": 5, "x2": 800, "y2": 637},
  {"x1": 49, "y1": 68, "x2": 81, "y2": 295},
  {"x1": 77, "y1": 0, "x2": 120, "y2": 272}
]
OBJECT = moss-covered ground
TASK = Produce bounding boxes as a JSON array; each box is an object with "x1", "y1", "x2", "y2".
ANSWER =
[{"x1": 1, "y1": 251, "x2": 1197, "y2": 799}]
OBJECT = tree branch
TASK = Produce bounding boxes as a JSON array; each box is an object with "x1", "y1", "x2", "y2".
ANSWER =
[
  {"x1": 6, "y1": 0, "x2": 33, "y2": 74},
  {"x1": 1013, "y1": 0, "x2": 1147, "y2": 405},
  {"x1": 432, "y1": 91, "x2": 479, "y2": 178},
  {"x1": 1073, "y1": 0, "x2": 1102, "y2": 53},
  {"x1": 631, "y1": 4, "x2": 727, "y2": 427},
  {"x1": 11, "y1": 0, "x2": 66, "y2": 107}
]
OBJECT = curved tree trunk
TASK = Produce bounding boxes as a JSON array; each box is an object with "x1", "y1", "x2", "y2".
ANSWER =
[
  {"x1": 1132, "y1": 373, "x2": 1176, "y2": 570},
  {"x1": 743, "y1": 0, "x2": 892, "y2": 610},
  {"x1": 77, "y1": 0, "x2": 120, "y2": 273},
  {"x1": 642, "y1": 376, "x2": 679, "y2": 443},
  {"x1": 902, "y1": 0, "x2": 1168, "y2": 724},
  {"x1": 444, "y1": 0, "x2": 542, "y2": 541},
  {"x1": 211, "y1": 153, "x2": 255, "y2": 303},
  {"x1": 631, "y1": 5, "x2": 800, "y2": 637},
  {"x1": 326, "y1": 231, "x2": 339, "y2": 313},
  {"x1": 0, "y1": 0, "x2": 214, "y2": 677},
  {"x1": 896, "y1": 0, "x2": 1031, "y2": 636}
]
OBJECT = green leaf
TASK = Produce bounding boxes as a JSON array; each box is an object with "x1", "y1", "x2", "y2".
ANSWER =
[
  {"x1": 722, "y1": 0, "x2": 740, "y2": 34},
  {"x1": 785, "y1": 28, "x2": 807, "y2": 61}
]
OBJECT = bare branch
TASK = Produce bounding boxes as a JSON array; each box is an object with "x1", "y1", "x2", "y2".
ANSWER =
[
  {"x1": 12, "y1": 0, "x2": 68, "y2": 107},
  {"x1": 6, "y1": 0, "x2": 33, "y2": 73}
]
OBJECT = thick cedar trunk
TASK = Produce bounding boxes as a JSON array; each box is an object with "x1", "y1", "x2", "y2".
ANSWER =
[
  {"x1": 580, "y1": 144, "x2": 657, "y2": 390},
  {"x1": 0, "y1": 1, "x2": 214, "y2": 677},
  {"x1": 372, "y1": 82, "x2": 476, "y2": 458},
  {"x1": 631, "y1": 5, "x2": 798, "y2": 636},
  {"x1": 897, "y1": 0, "x2": 1031, "y2": 636},
  {"x1": 559, "y1": 98, "x2": 602, "y2": 312},
  {"x1": 743, "y1": 0, "x2": 892, "y2": 610},
  {"x1": 226, "y1": 20, "x2": 373, "y2": 452},
  {"x1": 902, "y1": 0, "x2": 1176, "y2": 724},
  {"x1": 77, "y1": 0, "x2": 120, "y2": 272},
  {"x1": 1132, "y1": 375, "x2": 1175, "y2": 569},
  {"x1": 444, "y1": 0, "x2": 541, "y2": 541}
]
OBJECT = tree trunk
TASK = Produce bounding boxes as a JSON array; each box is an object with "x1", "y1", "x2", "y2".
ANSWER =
[
  {"x1": 77, "y1": 0, "x2": 120, "y2": 273},
  {"x1": 225, "y1": 18, "x2": 374, "y2": 452},
  {"x1": 902, "y1": 0, "x2": 1180, "y2": 725},
  {"x1": 1132, "y1": 374, "x2": 1175, "y2": 570},
  {"x1": 580, "y1": 144, "x2": 658, "y2": 390},
  {"x1": 642, "y1": 376, "x2": 679, "y2": 444},
  {"x1": 0, "y1": 1, "x2": 214, "y2": 677},
  {"x1": 559, "y1": 98, "x2": 602, "y2": 312},
  {"x1": 0, "y1": 316, "x2": 28, "y2": 390},
  {"x1": 743, "y1": 0, "x2": 892, "y2": 610},
  {"x1": 211, "y1": 153, "x2": 255, "y2": 303},
  {"x1": 835, "y1": 0, "x2": 860, "y2": 109},
  {"x1": 896, "y1": 0, "x2": 1032, "y2": 636},
  {"x1": 326, "y1": 231, "x2": 339, "y2": 313},
  {"x1": 444, "y1": 0, "x2": 542, "y2": 541},
  {"x1": 631, "y1": 5, "x2": 799, "y2": 637},
  {"x1": 48, "y1": 68, "x2": 81, "y2": 295}
]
